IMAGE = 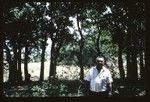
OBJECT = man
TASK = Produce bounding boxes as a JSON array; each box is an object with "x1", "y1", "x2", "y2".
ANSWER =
[{"x1": 84, "y1": 56, "x2": 113, "y2": 97}]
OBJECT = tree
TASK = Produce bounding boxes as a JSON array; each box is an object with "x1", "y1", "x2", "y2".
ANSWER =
[
  {"x1": 106, "y1": 1, "x2": 145, "y2": 81},
  {"x1": 3, "y1": 3, "x2": 38, "y2": 83},
  {"x1": 31, "y1": 2, "x2": 48, "y2": 81},
  {"x1": 46, "y1": 2, "x2": 74, "y2": 78},
  {"x1": 105, "y1": 3, "x2": 126, "y2": 79},
  {"x1": 125, "y1": 1, "x2": 145, "y2": 81},
  {"x1": 76, "y1": 3, "x2": 85, "y2": 80}
]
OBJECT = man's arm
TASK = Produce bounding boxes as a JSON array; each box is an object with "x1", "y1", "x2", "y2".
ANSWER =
[
  {"x1": 107, "y1": 70, "x2": 113, "y2": 96},
  {"x1": 83, "y1": 80, "x2": 90, "y2": 96},
  {"x1": 82, "y1": 69, "x2": 91, "y2": 96},
  {"x1": 107, "y1": 82, "x2": 112, "y2": 96}
]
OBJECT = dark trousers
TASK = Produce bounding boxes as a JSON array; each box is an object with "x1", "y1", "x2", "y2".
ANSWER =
[{"x1": 89, "y1": 91, "x2": 109, "y2": 97}]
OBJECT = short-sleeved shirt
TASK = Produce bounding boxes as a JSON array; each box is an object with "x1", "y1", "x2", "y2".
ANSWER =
[{"x1": 84, "y1": 66, "x2": 113, "y2": 92}]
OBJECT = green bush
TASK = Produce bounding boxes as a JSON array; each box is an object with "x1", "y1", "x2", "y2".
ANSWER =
[
  {"x1": 59, "y1": 84, "x2": 68, "y2": 96},
  {"x1": 31, "y1": 85, "x2": 47, "y2": 97},
  {"x1": 4, "y1": 79, "x2": 82, "y2": 97}
]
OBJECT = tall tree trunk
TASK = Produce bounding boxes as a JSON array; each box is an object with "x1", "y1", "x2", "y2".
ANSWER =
[
  {"x1": 140, "y1": 51, "x2": 144, "y2": 80},
  {"x1": 95, "y1": 19, "x2": 101, "y2": 56},
  {"x1": 139, "y1": 31, "x2": 145, "y2": 81},
  {"x1": 118, "y1": 44, "x2": 125, "y2": 79},
  {"x1": 49, "y1": 41, "x2": 61, "y2": 78},
  {"x1": 4, "y1": 43, "x2": 14, "y2": 83},
  {"x1": 96, "y1": 29, "x2": 101, "y2": 56},
  {"x1": 53, "y1": 58, "x2": 57, "y2": 77},
  {"x1": 126, "y1": 33, "x2": 132, "y2": 80},
  {"x1": 40, "y1": 4, "x2": 48, "y2": 81},
  {"x1": 127, "y1": 2, "x2": 138, "y2": 81},
  {"x1": 131, "y1": 45, "x2": 138, "y2": 80},
  {"x1": 17, "y1": 40, "x2": 22, "y2": 83},
  {"x1": 12, "y1": 40, "x2": 18, "y2": 84},
  {"x1": 49, "y1": 41, "x2": 55, "y2": 78},
  {"x1": 49, "y1": 55, "x2": 57, "y2": 78},
  {"x1": 126, "y1": 4, "x2": 133, "y2": 81},
  {"x1": 40, "y1": 39, "x2": 46, "y2": 81},
  {"x1": 79, "y1": 40, "x2": 84, "y2": 80},
  {"x1": 24, "y1": 39, "x2": 29, "y2": 82},
  {"x1": 77, "y1": 13, "x2": 84, "y2": 80},
  {"x1": 49, "y1": 2, "x2": 56, "y2": 79}
]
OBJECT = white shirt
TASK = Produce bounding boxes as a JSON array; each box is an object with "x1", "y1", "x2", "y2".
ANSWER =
[{"x1": 84, "y1": 66, "x2": 113, "y2": 92}]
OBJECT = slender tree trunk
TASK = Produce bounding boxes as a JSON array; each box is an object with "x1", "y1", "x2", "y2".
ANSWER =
[
  {"x1": 17, "y1": 41, "x2": 22, "y2": 83},
  {"x1": 49, "y1": 56, "x2": 57, "y2": 78},
  {"x1": 77, "y1": 13, "x2": 84, "y2": 80},
  {"x1": 40, "y1": 3, "x2": 48, "y2": 81},
  {"x1": 95, "y1": 19, "x2": 101, "y2": 56},
  {"x1": 140, "y1": 51, "x2": 144, "y2": 80},
  {"x1": 49, "y1": 41, "x2": 62, "y2": 78},
  {"x1": 131, "y1": 45, "x2": 138, "y2": 80},
  {"x1": 139, "y1": 31, "x2": 145, "y2": 81},
  {"x1": 126, "y1": 50, "x2": 131, "y2": 80},
  {"x1": 53, "y1": 58, "x2": 57, "y2": 77},
  {"x1": 118, "y1": 44, "x2": 125, "y2": 79},
  {"x1": 126, "y1": 4, "x2": 134, "y2": 81},
  {"x1": 49, "y1": 2, "x2": 56, "y2": 79},
  {"x1": 95, "y1": 30, "x2": 101, "y2": 56},
  {"x1": 79, "y1": 40, "x2": 84, "y2": 80},
  {"x1": 49, "y1": 41, "x2": 55, "y2": 78},
  {"x1": 130, "y1": 25, "x2": 138, "y2": 81},
  {"x1": 127, "y1": 3, "x2": 138, "y2": 81},
  {"x1": 24, "y1": 39, "x2": 29, "y2": 82},
  {"x1": 12, "y1": 40, "x2": 18, "y2": 84},
  {"x1": 126, "y1": 33, "x2": 132, "y2": 80},
  {"x1": 40, "y1": 39, "x2": 46, "y2": 81},
  {"x1": 4, "y1": 43, "x2": 14, "y2": 83}
]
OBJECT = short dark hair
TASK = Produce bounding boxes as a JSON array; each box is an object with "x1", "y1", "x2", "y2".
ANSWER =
[{"x1": 96, "y1": 56, "x2": 104, "y2": 63}]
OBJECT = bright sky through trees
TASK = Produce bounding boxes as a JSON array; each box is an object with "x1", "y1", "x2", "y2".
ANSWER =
[{"x1": 43, "y1": 3, "x2": 112, "y2": 59}]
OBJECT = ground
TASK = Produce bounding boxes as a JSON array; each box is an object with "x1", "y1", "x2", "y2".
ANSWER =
[{"x1": 3, "y1": 61, "x2": 146, "y2": 97}]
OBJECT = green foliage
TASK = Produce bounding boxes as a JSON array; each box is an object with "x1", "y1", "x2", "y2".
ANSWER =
[
  {"x1": 59, "y1": 84, "x2": 68, "y2": 96},
  {"x1": 58, "y1": 28, "x2": 118, "y2": 67},
  {"x1": 58, "y1": 42, "x2": 79, "y2": 65},
  {"x1": 4, "y1": 80, "x2": 70, "y2": 97},
  {"x1": 3, "y1": 78, "x2": 145, "y2": 97},
  {"x1": 31, "y1": 85, "x2": 47, "y2": 97},
  {"x1": 100, "y1": 30, "x2": 118, "y2": 57}
]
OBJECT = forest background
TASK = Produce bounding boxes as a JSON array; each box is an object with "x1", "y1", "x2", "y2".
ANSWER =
[{"x1": 2, "y1": 1, "x2": 146, "y2": 97}]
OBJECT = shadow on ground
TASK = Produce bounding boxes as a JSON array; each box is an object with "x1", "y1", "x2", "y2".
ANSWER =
[{"x1": 3, "y1": 78, "x2": 146, "y2": 97}]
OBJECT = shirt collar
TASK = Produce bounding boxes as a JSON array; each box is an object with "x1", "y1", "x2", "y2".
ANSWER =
[{"x1": 95, "y1": 66, "x2": 105, "y2": 73}]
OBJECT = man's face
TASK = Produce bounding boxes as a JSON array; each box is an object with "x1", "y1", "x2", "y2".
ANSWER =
[{"x1": 96, "y1": 58, "x2": 104, "y2": 67}]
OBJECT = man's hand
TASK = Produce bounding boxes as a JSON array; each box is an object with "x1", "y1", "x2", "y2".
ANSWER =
[
  {"x1": 80, "y1": 80, "x2": 90, "y2": 96},
  {"x1": 107, "y1": 83, "x2": 112, "y2": 97},
  {"x1": 108, "y1": 92, "x2": 112, "y2": 97},
  {"x1": 79, "y1": 80, "x2": 84, "y2": 84}
]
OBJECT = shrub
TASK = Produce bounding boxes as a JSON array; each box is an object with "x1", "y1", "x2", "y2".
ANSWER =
[{"x1": 31, "y1": 85, "x2": 47, "y2": 97}]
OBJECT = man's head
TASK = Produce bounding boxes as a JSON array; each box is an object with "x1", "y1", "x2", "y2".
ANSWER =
[{"x1": 96, "y1": 56, "x2": 104, "y2": 68}]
